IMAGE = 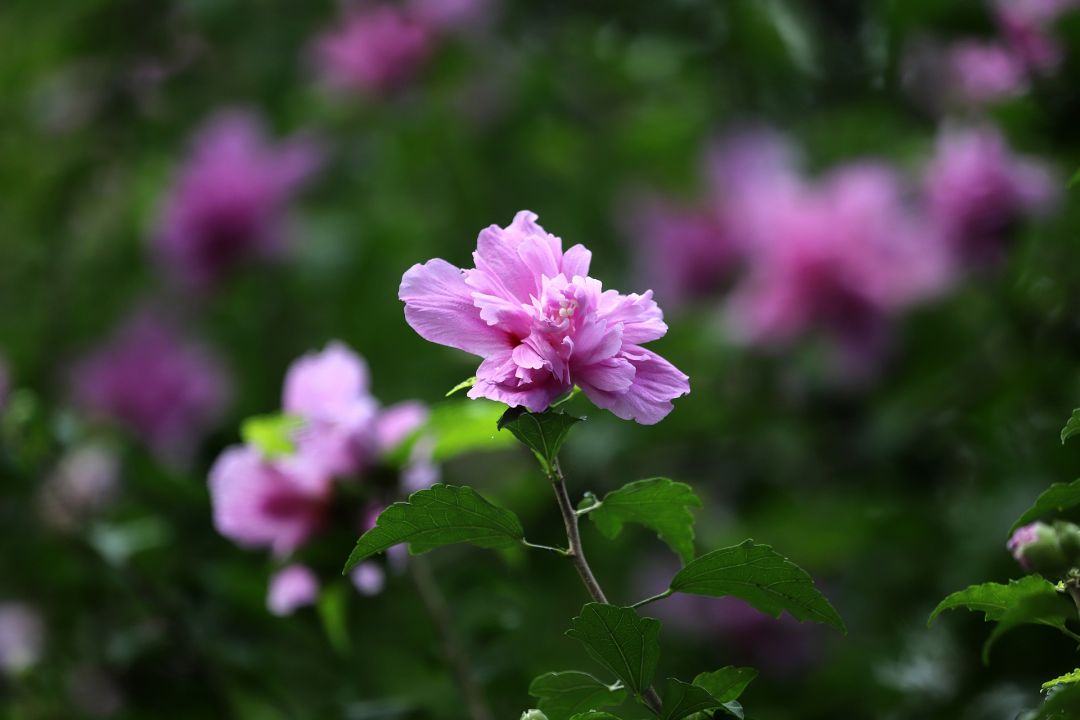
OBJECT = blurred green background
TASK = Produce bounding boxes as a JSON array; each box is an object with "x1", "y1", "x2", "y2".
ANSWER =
[{"x1": 2, "y1": 1, "x2": 1080, "y2": 718}]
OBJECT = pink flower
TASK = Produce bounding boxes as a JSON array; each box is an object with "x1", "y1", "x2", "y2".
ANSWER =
[
  {"x1": 350, "y1": 562, "x2": 386, "y2": 596},
  {"x1": 72, "y1": 311, "x2": 229, "y2": 462},
  {"x1": 407, "y1": 0, "x2": 492, "y2": 33},
  {"x1": 946, "y1": 41, "x2": 1028, "y2": 104},
  {"x1": 923, "y1": 125, "x2": 1058, "y2": 265},
  {"x1": 0, "y1": 603, "x2": 44, "y2": 675},
  {"x1": 399, "y1": 211, "x2": 690, "y2": 424},
  {"x1": 267, "y1": 565, "x2": 320, "y2": 616},
  {"x1": 208, "y1": 446, "x2": 332, "y2": 557},
  {"x1": 994, "y1": 0, "x2": 1077, "y2": 72},
  {"x1": 312, "y1": 5, "x2": 434, "y2": 96},
  {"x1": 154, "y1": 110, "x2": 322, "y2": 287},
  {"x1": 723, "y1": 155, "x2": 950, "y2": 367}
]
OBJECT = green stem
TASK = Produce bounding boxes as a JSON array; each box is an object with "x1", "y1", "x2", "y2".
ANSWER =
[
  {"x1": 630, "y1": 589, "x2": 674, "y2": 610},
  {"x1": 522, "y1": 539, "x2": 571, "y2": 556}
]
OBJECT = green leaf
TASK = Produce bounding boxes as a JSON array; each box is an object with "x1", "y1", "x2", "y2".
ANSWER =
[
  {"x1": 565, "y1": 604, "x2": 661, "y2": 698},
  {"x1": 567, "y1": 713, "x2": 624, "y2": 720},
  {"x1": 1069, "y1": 168, "x2": 1080, "y2": 189},
  {"x1": 659, "y1": 679, "x2": 723, "y2": 720},
  {"x1": 1036, "y1": 683, "x2": 1080, "y2": 719},
  {"x1": 528, "y1": 672, "x2": 626, "y2": 720},
  {"x1": 343, "y1": 484, "x2": 524, "y2": 572},
  {"x1": 691, "y1": 667, "x2": 757, "y2": 703},
  {"x1": 446, "y1": 376, "x2": 477, "y2": 397},
  {"x1": 1062, "y1": 409, "x2": 1080, "y2": 444},
  {"x1": 668, "y1": 540, "x2": 846, "y2": 633},
  {"x1": 317, "y1": 583, "x2": 350, "y2": 656},
  {"x1": 982, "y1": 589, "x2": 1077, "y2": 664},
  {"x1": 928, "y1": 575, "x2": 1060, "y2": 625},
  {"x1": 497, "y1": 407, "x2": 582, "y2": 473},
  {"x1": 585, "y1": 478, "x2": 703, "y2": 563},
  {"x1": 1044, "y1": 669, "x2": 1080, "y2": 690},
  {"x1": 240, "y1": 413, "x2": 303, "y2": 458},
  {"x1": 1010, "y1": 479, "x2": 1080, "y2": 533},
  {"x1": 428, "y1": 400, "x2": 518, "y2": 463}
]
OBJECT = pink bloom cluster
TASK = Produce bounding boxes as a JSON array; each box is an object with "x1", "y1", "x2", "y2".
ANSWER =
[
  {"x1": 208, "y1": 342, "x2": 432, "y2": 615},
  {"x1": 72, "y1": 311, "x2": 230, "y2": 463},
  {"x1": 400, "y1": 211, "x2": 690, "y2": 424},
  {"x1": 628, "y1": 125, "x2": 1057, "y2": 370},
  {"x1": 312, "y1": 0, "x2": 490, "y2": 97},
  {"x1": 154, "y1": 109, "x2": 322, "y2": 288}
]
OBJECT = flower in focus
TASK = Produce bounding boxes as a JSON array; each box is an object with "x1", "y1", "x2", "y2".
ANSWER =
[
  {"x1": 0, "y1": 603, "x2": 44, "y2": 676},
  {"x1": 923, "y1": 126, "x2": 1058, "y2": 266},
  {"x1": 400, "y1": 211, "x2": 690, "y2": 424},
  {"x1": 312, "y1": 5, "x2": 434, "y2": 96},
  {"x1": 39, "y1": 443, "x2": 120, "y2": 532},
  {"x1": 154, "y1": 110, "x2": 322, "y2": 287},
  {"x1": 72, "y1": 311, "x2": 229, "y2": 462},
  {"x1": 267, "y1": 565, "x2": 320, "y2": 616},
  {"x1": 209, "y1": 446, "x2": 332, "y2": 557},
  {"x1": 946, "y1": 41, "x2": 1028, "y2": 105}
]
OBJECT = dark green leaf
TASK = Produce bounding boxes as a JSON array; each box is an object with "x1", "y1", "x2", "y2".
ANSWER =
[
  {"x1": 240, "y1": 413, "x2": 303, "y2": 458},
  {"x1": 691, "y1": 667, "x2": 757, "y2": 702},
  {"x1": 445, "y1": 376, "x2": 477, "y2": 397},
  {"x1": 929, "y1": 576, "x2": 1065, "y2": 625},
  {"x1": 982, "y1": 589, "x2": 1076, "y2": 664},
  {"x1": 1012, "y1": 479, "x2": 1080, "y2": 534},
  {"x1": 567, "y1": 713, "x2": 624, "y2": 720},
  {"x1": 343, "y1": 484, "x2": 524, "y2": 572},
  {"x1": 528, "y1": 672, "x2": 625, "y2": 720},
  {"x1": 565, "y1": 604, "x2": 661, "y2": 697},
  {"x1": 497, "y1": 407, "x2": 582, "y2": 473},
  {"x1": 1036, "y1": 683, "x2": 1080, "y2": 719},
  {"x1": 669, "y1": 540, "x2": 845, "y2": 633},
  {"x1": 585, "y1": 478, "x2": 702, "y2": 563},
  {"x1": 659, "y1": 679, "x2": 723, "y2": 720}
]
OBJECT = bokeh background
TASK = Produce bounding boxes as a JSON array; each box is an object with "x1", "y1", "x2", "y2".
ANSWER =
[{"x1": 3, "y1": 1, "x2": 1080, "y2": 718}]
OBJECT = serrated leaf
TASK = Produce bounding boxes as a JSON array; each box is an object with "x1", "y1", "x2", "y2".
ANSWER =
[
  {"x1": 343, "y1": 484, "x2": 523, "y2": 572},
  {"x1": 446, "y1": 376, "x2": 478, "y2": 397},
  {"x1": 528, "y1": 672, "x2": 625, "y2": 720},
  {"x1": 1044, "y1": 670, "x2": 1080, "y2": 690},
  {"x1": 497, "y1": 407, "x2": 582, "y2": 473},
  {"x1": 659, "y1": 679, "x2": 731, "y2": 720},
  {"x1": 565, "y1": 604, "x2": 661, "y2": 697},
  {"x1": 928, "y1": 575, "x2": 1060, "y2": 625},
  {"x1": 586, "y1": 478, "x2": 702, "y2": 563},
  {"x1": 982, "y1": 589, "x2": 1076, "y2": 664},
  {"x1": 691, "y1": 667, "x2": 757, "y2": 703},
  {"x1": 1012, "y1": 478, "x2": 1080, "y2": 534},
  {"x1": 241, "y1": 413, "x2": 303, "y2": 458},
  {"x1": 668, "y1": 540, "x2": 845, "y2": 633}
]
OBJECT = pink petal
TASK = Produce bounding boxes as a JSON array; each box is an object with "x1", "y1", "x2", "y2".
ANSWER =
[
  {"x1": 580, "y1": 347, "x2": 689, "y2": 425},
  {"x1": 597, "y1": 289, "x2": 668, "y2": 344},
  {"x1": 267, "y1": 565, "x2": 319, "y2": 616},
  {"x1": 283, "y1": 341, "x2": 371, "y2": 422},
  {"x1": 561, "y1": 244, "x2": 592, "y2": 279},
  {"x1": 374, "y1": 401, "x2": 429, "y2": 455}
]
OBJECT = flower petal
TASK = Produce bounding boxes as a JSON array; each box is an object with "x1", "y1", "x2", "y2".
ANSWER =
[{"x1": 579, "y1": 346, "x2": 689, "y2": 425}]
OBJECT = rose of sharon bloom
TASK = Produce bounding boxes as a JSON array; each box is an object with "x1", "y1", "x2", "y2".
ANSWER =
[
  {"x1": 0, "y1": 603, "x2": 44, "y2": 675},
  {"x1": 946, "y1": 41, "x2": 1028, "y2": 105},
  {"x1": 312, "y1": 5, "x2": 434, "y2": 96},
  {"x1": 72, "y1": 311, "x2": 229, "y2": 462},
  {"x1": 923, "y1": 126, "x2": 1058, "y2": 265},
  {"x1": 400, "y1": 211, "x2": 690, "y2": 424},
  {"x1": 994, "y1": 0, "x2": 1078, "y2": 72},
  {"x1": 209, "y1": 446, "x2": 332, "y2": 558},
  {"x1": 266, "y1": 565, "x2": 320, "y2": 616},
  {"x1": 154, "y1": 110, "x2": 322, "y2": 287}
]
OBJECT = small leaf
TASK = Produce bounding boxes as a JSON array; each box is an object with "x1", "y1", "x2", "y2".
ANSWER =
[
  {"x1": 498, "y1": 407, "x2": 582, "y2": 472},
  {"x1": 586, "y1": 478, "x2": 703, "y2": 563},
  {"x1": 928, "y1": 575, "x2": 1059, "y2": 625},
  {"x1": 1045, "y1": 670, "x2": 1080, "y2": 691},
  {"x1": 982, "y1": 589, "x2": 1077, "y2": 664},
  {"x1": 659, "y1": 678, "x2": 724, "y2": 720},
  {"x1": 343, "y1": 484, "x2": 523, "y2": 572},
  {"x1": 565, "y1": 604, "x2": 661, "y2": 698},
  {"x1": 669, "y1": 540, "x2": 845, "y2": 633},
  {"x1": 446, "y1": 376, "x2": 478, "y2": 397},
  {"x1": 241, "y1": 413, "x2": 303, "y2": 458},
  {"x1": 528, "y1": 672, "x2": 626, "y2": 720},
  {"x1": 1011, "y1": 479, "x2": 1080, "y2": 533},
  {"x1": 691, "y1": 667, "x2": 757, "y2": 703}
]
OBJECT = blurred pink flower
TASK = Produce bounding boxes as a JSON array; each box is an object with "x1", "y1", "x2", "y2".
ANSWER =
[
  {"x1": 350, "y1": 562, "x2": 387, "y2": 596},
  {"x1": 312, "y1": 5, "x2": 434, "y2": 96},
  {"x1": 994, "y1": 0, "x2": 1077, "y2": 72},
  {"x1": 400, "y1": 210, "x2": 690, "y2": 424},
  {"x1": 39, "y1": 443, "x2": 120, "y2": 532},
  {"x1": 0, "y1": 603, "x2": 44, "y2": 675},
  {"x1": 267, "y1": 565, "x2": 320, "y2": 616},
  {"x1": 209, "y1": 446, "x2": 332, "y2": 557},
  {"x1": 946, "y1": 41, "x2": 1028, "y2": 104},
  {"x1": 72, "y1": 311, "x2": 229, "y2": 461},
  {"x1": 407, "y1": 0, "x2": 492, "y2": 33},
  {"x1": 374, "y1": 400, "x2": 429, "y2": 454},
  {"x1": 923, "y1": 125, "x2": 1058, "y2": 265},
  {"x1": 154, "y1": 110, "x2": 322, "y2": 287},
  {"x1": 722, "y1": 151, "x2": 951, "y2": 367}
]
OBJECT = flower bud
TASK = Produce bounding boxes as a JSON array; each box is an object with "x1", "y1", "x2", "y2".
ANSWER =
[
  {"x1": 1007, "y1": 522, "x2": 1070, "y2": 576},
  {"x1": 520, "y1": 711, "x2": 548, "y2": 720},
  {"x1": 1053, "y1": 521, "x2": 1080, "y2": 566}
]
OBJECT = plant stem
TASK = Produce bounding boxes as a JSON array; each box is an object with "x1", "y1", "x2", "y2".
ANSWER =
[
  {"x1": 631, "y1": 589, "x2": 674, "y2": 610},
  {"x1": 549, "y1": 458, "x2": 664, "y2": 715},
  {"x1": 409, "y1": 555, "x2": 493, "y2": 720}
]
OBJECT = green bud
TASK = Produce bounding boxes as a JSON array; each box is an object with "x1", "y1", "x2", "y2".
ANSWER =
[
  {"x1": 1054, "y1": 521, "x2": 1080, "y2": 567},
  {"x1": 1009, "y1": 521, "x2": 1070, "y2": 578}
]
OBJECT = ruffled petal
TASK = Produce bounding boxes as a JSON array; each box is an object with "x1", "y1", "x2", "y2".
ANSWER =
[
  {"x1": 579, "y1": 346, "x2": 689, "y2": 425},
  {"x1": 597, "y1": 289, "x2": 668, "y2": 344}
]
